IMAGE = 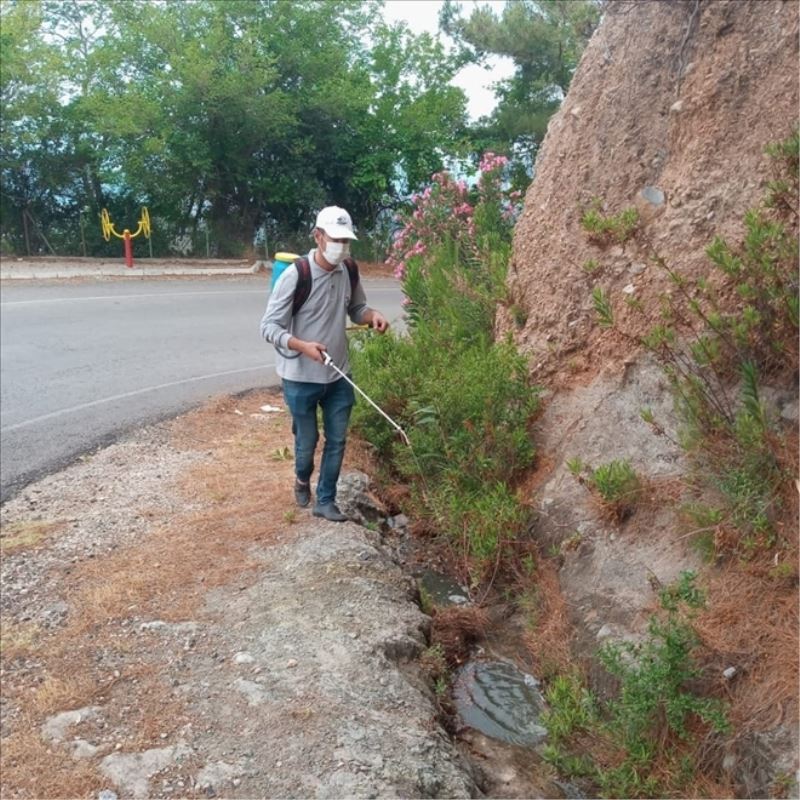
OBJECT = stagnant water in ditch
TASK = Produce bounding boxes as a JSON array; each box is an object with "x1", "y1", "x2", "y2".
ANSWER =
[
  {"x1": 452, "y1": 659, "x2": 548, "y2": 747},
  {"x1": 409, "y1": 566, "x2": 576, "y2": 798}
]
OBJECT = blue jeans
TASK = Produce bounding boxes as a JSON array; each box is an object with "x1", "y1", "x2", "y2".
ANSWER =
[{"x1": 282, "y1": 377, "x2": 355, "y2": 505}]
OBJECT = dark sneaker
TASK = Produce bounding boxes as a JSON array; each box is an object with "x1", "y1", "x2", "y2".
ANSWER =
[
  {"x1": 294, "y1": 480, "x2": 311, "y2": 508},
  {"x1": 312, "y1": 502, "x2": 348, "y2": 522}
]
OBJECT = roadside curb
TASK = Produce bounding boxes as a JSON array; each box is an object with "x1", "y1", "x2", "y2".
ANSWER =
[{"x1": 0, "y1": 262, "x2": 269, "y2": 280}]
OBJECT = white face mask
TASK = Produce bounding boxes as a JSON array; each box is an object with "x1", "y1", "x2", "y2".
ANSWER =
[{"x1": 322, "y1": 241, "x2": 349, "y2": 265}]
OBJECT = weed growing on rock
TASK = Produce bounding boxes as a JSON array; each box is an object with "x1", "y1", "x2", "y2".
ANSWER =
[
  {"x1": 590, "y1": 460, "x2": 641, "y2": 520},
  {"x1": 568, "y1": 458, "x2": 642, "y2": 521},
  {"x1": 580, "y1": 200, "x2": 639, "y2": 245},
  {"x1": 592, "y1": 286, "x2": 614, "y2": 327}
]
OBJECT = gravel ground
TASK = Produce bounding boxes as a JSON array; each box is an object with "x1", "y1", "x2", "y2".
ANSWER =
[{"x1": 0, "y1": 407, "x2": 482, "y2": 798}]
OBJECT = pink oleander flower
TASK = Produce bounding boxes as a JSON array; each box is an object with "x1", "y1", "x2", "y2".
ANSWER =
[{"x1": 479, "y1": 151, "x2": 509, "y2": 173}]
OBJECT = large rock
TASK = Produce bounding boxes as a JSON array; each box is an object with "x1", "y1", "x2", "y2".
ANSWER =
[{"x1": 502, "y1": 0, "x2": 799, "y2": 382}]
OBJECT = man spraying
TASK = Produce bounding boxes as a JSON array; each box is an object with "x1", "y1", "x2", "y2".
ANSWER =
[{"x1": 260, "y1": 206, "x2": 389, "y2": 522}]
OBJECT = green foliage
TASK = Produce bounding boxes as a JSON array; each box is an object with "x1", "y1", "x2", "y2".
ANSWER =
[
  {"x1": 763, "y1": 128, "x2": 799, "y2": 215},
  {"x1": 657, "y1": 570, "x2": 706, "y2": 612},
  {"x1": 681, "y1": 503, "x2": 723, "y2": 562},
  {"x1": 597, "y1": 613, "x2": 729, "y2": 788},
  {"x1": 581, "y1": 205, "x2": 639, "y2": 245},
  {"x1": 542, "y1": 574, "x2": 729, "y2": 798},
  {"x1": 351, "y1": 162, "x2": 536, "y2": 574},
  {"x1": 566, "y1": 457, "x2": 584, "y2": 477},
  {"x1": 582, "y1": 258, "x2": 600, "y2": 274},
  {"x1": 541, "y1": 672, "x2": 598, "y2": 744},
  {"x1": 592, "y1": 286, "x2": 615, "y2": 328},
  {"x1": 509, "y1": 304, "x2": 529, "y2": 328},
  {"x1": 440, "y1": 0, "x2": 600, "y2": 185},
  {"x1": 0, "y1": 0, "x2": 469, "y2": 256},
  {"x1": 589, "y1": 460, "x2": 641, "y2": 508}
]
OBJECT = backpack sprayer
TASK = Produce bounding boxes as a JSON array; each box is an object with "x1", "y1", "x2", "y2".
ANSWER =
[{"x1": 322, "y1": 352, "x2": 411, "y2": 446}]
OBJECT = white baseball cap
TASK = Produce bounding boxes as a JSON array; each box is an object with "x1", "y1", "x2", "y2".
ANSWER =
[{"x1": 315, "y1": 206, "x2": 358, "y2": 240}]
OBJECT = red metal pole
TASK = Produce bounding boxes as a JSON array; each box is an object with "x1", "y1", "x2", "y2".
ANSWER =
[{"x1": 123, "y1": 230, "x2": 134, "y2": 268}]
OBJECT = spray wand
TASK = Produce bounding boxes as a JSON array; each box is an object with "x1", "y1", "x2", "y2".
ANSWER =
[{"x1": 322, "y1": 352, "x2": 411, "y2": 446}]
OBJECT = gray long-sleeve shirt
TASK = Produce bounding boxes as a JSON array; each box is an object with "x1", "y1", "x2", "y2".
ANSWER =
[{"x1": 260, "y1": 249, "x2": 369, "y2": 383}]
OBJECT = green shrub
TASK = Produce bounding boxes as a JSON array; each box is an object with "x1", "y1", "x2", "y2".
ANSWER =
[
  {"x1": 541, "y1": 672, "x2": 598, "y2": 744},
  {"x1": 350, "y1": 156, "x2": 537, "y2": 572},
  {"x1": 585, "y1": 132, "x2": 798, "y2": 555},
  {"x1": 542, "y1": 573, "x2": 729, "y2": 798}
]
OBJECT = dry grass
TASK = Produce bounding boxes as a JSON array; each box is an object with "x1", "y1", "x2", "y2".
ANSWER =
[
  {"x1": 0, "y1": 618, "x2": 42, "y2": 660},
  {"x1": 522, "y1": 558, "x2": 575, "y2": 680},
  {"x1": 1, "y1": 728, "x2": 106, "y2": 799},
  {"x1": 430, "y1": 605, "x2": 490, "y2": 667},
  {"x1": 694, "y1": 554, "x2": 800, "y2": 733},
  {"x1": 0, "y1": 519, "x2": 65, "y2": 553},
  {"x1": 0, "y1": 388, "x2": 301, "y2": 798}
]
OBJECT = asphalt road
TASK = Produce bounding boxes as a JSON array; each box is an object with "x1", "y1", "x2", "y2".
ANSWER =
[{"x1": 0, "y1": 276, "x2": 403, "y2": 502}]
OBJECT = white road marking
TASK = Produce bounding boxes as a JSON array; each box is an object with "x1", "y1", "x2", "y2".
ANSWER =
[
  {"x1": 0, "y1": 286, "x2": 399, "y2": 307},
  {"x1": 1, "y1": 364, "x2": 276, "y2": 433}
]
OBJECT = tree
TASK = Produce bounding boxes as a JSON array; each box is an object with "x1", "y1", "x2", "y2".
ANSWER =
[
  {"x1": 441, "y1": 0, "x2": 600, "y2": 186},
  {"x1": 0, "y1": 0, "x2": 472, "y2": 256}
]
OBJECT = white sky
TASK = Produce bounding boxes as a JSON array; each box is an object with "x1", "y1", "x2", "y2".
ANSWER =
[{"x1": 382, "y1": 0, "x2": 515, "y2": 121}]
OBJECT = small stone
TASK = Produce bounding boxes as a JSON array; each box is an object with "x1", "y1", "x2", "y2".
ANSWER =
[
  {"x1": 622, "y1": 283, "x2": 635, "y2": 295},
  {"x1": 596, "y1": 624, "x2": 613, "y2": 640},
  {"x1": 723, "y1": 666, "x2": 737, "y2": 680},
  {"x1": 722, "y1": 753, "x2": 736, "y2": 772},
  {"x1": 670, "y1": 99, "x2": 684, "y2": 113},
  {"x1": 641, "y1": 185, "x2": 665, "y2": 206},
  {"x1": 234, "y1": 652, "x2": 255, "y2": 665},
  {"x1": 98, "y1": 791, "x2": 119, "y2": 800},
  {"x1": 286, "y1": 659, "x2": 298, "y2": 669}
]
